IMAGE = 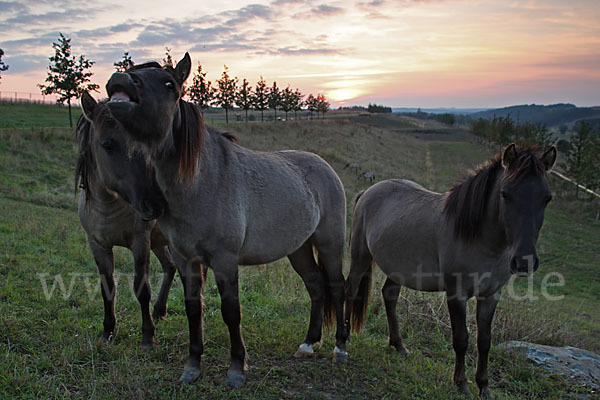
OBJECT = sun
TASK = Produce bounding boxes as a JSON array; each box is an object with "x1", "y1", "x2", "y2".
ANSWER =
[{"x1": 327, "y1": 88, "x2": 363, "y2": 102}]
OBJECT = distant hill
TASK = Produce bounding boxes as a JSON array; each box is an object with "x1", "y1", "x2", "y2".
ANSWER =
[
  {"x1": 393, "y1": 107, "x2": 488, "y2": 115},
  {"x1": 468, "y1": 103, "x2": 600, "y2": 128}
]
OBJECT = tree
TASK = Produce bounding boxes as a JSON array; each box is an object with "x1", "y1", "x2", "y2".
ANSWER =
[
  {"x1": 188, "y1": 63, "x2": 214, "y2": 115},
  {"x1": 280, "y1": 85, "x2": 295, "y2": 121},
  {"x1": 566, "y1": 121, "x2": 599, "y2": 198},
  {"x1": 292, "y1": 88, "x2": 304, "y2": 120},
  {"x1": 252, "y1": 76, "x2": 269, "y2": 122},
  {"x1": 316, "y1": 94, "x2": 330, "y2": 119},
  {"x1": 162, "y1": 47, "x2": 174, "y2": 67},
  {"x1": 38, "y1": 33, "x2": 99, "y2": 127},
  {"x1": 214, "y1": 65, "x2": 238, "y2": 124},
  {"x1": 305, "y1": 94, "x2": 318, "y2": 119},
  {"x1": 114, "y1": 51, "x2": 134, "y2": 72},
  {"x1": 268, "y1": 81, "x2": 281, "y2": 120},
  {"x1": 0, "y1": 48, "x2": 9, "y2": 85},
  {"x1": 235, "y1": 78, "x2": 253, "y2": 123}
]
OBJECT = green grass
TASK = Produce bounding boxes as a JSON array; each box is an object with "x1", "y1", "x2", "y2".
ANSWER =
[
  {"x1": 0, "y1": 102, "x2": 81, "y2": 129},
  {"x1": 0, "y1": 107, "x2": 598, "y2": 399}
]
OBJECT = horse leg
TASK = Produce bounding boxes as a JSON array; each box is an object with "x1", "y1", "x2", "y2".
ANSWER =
[
  {"x1": 447, "y1": 295, "x2": 472, "y2": 396},
  {"x1": 382, "y1": 278, "x2": 409, "y2": 356},
  {"x1": 131, "y1": 240, "x2": 155, "y2": 346},
  {"x1": 475, "y1": 293, "x2": 500, "y2": 399},
  {"x1": 312, "y1": 239, "x2": 348, "y2": 363},
  {"x1": 151, "y1": 245, "x2": 177, "y2": 320},
  {"x1": 213, "y1": 259, "x2": 247, "y2": 388},
  {"x1": 88, "y1": 241, "x2": 116, "y2": 341},
  {"x1": 177, "y1": 253, "x2": 206, "y2": 384},
  {"x1": 288, "y1": 242, "x2": 325, "y2": 358}
]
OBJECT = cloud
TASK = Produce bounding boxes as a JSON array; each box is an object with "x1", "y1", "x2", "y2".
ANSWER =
[
  {"x1": 3, "y1": 7, "x2": 100, "y2": 27},
  {"x1": 273, "y1": 47, "x2": 341, "y2": 56},
  {"x1": 0, "y1": 1, "x2": 26, "y2": 13},
  {"x1": 311, "y1": 4, "x2": 345, "y2": 16},
  {"x1": 219, "y1": 4, "x2": 275, "y2": 26}
]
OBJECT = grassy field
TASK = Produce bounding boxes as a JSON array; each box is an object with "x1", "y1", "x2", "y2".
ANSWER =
[{"x1": 0, "y1": 107, "x2": 598, "y2": 399}]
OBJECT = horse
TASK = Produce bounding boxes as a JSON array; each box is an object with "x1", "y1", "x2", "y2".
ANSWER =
[
  {"x1": 76, "y1": 92, "x2": 178, "y2": 346},
  {"x1": 345, "y1": 144, "x2": 557, "y2": 398},
  {"x1": 358, "y1": 171, "x2": 375, "y2": 182},
  {"x1": 343, "y1": 162, "x2": 361, "y2": 174},
  {"x1": 99, "y1": 53, "x2": 348, "y2": 388}
]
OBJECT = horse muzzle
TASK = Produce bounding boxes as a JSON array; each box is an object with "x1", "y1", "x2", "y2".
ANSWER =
[
  {"x1": 106, "y1": 73, "x2": 139, "y2": 119},
  {"x1": 510, "y1": 254, "x2": 539, "y2": 276}
]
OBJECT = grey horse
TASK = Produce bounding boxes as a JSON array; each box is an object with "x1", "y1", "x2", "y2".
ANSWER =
[
  {"x1": 76, "y1": 92, "x2": 177, "y2": 346},
  {"x1": 99, "y1": 53, "x2": 348, "y2": 388},
  {"x1": 345, "y1": 144, "x2": 557, "y2": 398}
]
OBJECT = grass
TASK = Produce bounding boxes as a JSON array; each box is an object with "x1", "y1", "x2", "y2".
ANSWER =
[
  {"x1": 0, "y1": 108, "x2": 598, "y2": 399},
  {"x1": 0, "y1": 102, "x2": 81, "y2": 129}
]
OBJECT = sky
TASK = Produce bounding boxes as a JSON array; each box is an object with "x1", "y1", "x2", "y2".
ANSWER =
[{"x1": 0, "y1": 0, "x2": 599, "y2": 108}]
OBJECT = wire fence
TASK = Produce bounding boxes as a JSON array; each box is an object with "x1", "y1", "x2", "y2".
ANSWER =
[{"x1": 0, "y1": 91, "x2": 80, "y2": 106}]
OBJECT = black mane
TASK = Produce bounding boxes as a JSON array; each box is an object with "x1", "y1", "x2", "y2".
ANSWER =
[
  {"x1": 443, "y1": 146, "x2": 546, "y2": 243},
  {"x1": 74, "y1": 115, "x2": 94, "y2": 202}
]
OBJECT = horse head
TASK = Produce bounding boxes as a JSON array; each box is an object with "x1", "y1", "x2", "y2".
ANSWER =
[
  {"x1": 105, "y1": 53, "x2": 192, "y2": 148},
  {"x1": 80, "y1": 91, "x2": 167, "y2": 220},
  {"x1": 499, "y1": 144, "x2": 557, "y2": 275}
]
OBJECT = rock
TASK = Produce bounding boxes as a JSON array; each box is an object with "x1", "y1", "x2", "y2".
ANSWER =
[{"x1": 499, "y1": 341, "x2": 600, "y2": 390}]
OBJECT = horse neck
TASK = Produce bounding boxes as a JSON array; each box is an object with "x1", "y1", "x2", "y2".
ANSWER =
[
  {"x1": 152, "y1": 121, "x2": 218, "y2": 189},
  {"x1": 478, "y1": 176, "x2": 508, "y2": 253}
]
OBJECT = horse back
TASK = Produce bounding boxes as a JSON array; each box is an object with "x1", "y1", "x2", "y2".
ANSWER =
[{"x1": 351, "y1": 179, "x2": 446, "y2": 290}]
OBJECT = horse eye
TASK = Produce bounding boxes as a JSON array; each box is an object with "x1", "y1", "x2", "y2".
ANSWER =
[
  {"x1": 165, "y1": 81, "x2": 174, "y2": 89},
  {"x1": 501, "y1": 191, "x2": 509, "y2": 200},
  {"x1": 102, "y1": 139, "x2": 116, "y2": 152}
]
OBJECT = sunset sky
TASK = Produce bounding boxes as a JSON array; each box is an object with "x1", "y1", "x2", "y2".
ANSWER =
[{"x1": 1, "y1": 0, "x2": 599, "y2": 108}]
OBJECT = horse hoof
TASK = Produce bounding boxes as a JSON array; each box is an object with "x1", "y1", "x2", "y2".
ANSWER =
[
  {"x1": 180, "y1": 366, "x2": 201, "y2": 384},
  {"x1": 333, "y1": 346, "x2": 348, "y2": 364},
  {"x1": 394, "y1": 344, "x2": 410, "y2": 357},
  {"x1": 140, "y1": 340, "x2": 155, "y2": 349},
  {"x1": 151, "y1": 310, "x2": 167, "y2": 320},
  {"x1": 226, "y1": 372, "x2": 246, "y2": 388},
  {"x1": 101, "y1": 331, "x2": 114, "y2": 342},
  {"x1": 294, "y1": 343, "x2": 314, "y2": 358},
  {"x1": 479, "y1": 387, "x2": 494, "y2": 399},
  {"x1": 457, "y1": 383, "x2": 472, "y2": 397}
]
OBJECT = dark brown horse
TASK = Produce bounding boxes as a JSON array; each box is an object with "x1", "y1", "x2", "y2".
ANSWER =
[
  {"x1": 345, "y1": 144, "x2": 557, "y2": 397},
  {"x1": 98, "y1": 54, "x2": 348, "y2": 388},
  {"x1": 77, "y1": 92, "x2": 177, "y2": 346}
]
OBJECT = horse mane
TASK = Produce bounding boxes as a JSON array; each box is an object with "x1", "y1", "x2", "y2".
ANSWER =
[
  {"x1": 443, "y1": 146, "x2": 546, "y2": 243},
  {"x1": 74, "y1": 115, "x2": 94, "y2": 201}
]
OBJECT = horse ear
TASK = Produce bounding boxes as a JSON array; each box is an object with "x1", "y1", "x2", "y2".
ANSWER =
[
  {"x1": 81, "y1": 91, "x2": 97, "y2": 121},
  {"x1": 541, "y1": 146, "x2": 557, "y2": 171},
  {"x1": 174, "y1": 52, "x2": 192, "y2": 87},
  {"x1": 502, "y1": 143, "x2": 517, "y2": 169}
]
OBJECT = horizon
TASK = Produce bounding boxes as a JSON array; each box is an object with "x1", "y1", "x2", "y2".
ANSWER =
[{"x1": 1, "y1": 0, "x2": 599, "y2": 109}]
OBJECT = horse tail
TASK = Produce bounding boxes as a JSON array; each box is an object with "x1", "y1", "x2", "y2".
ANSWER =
[
  {"x1": 317, "y1": 252, "x2": 335, "y2": 330},
  {"x1": 345, "y1": 258, "x2": 374, "y2": 334},
  {"x1": 345, "y1": 189, "x2": 373, "y2": 333}
]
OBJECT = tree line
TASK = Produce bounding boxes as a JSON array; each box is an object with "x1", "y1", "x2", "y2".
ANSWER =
[
  {"x1": 185, "y1": 60, "x2": 330, "y2": 123},
  {"x1": 470, "y1": 115, "x2": 600, "y2": 198},
  {"x1": 3, "y1": 34, "x2": 331, "y2": 127}
]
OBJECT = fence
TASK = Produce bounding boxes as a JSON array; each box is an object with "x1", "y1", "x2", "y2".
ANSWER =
[{"x1": 0, "y1": 91, "x2": 79, "y2": 106}]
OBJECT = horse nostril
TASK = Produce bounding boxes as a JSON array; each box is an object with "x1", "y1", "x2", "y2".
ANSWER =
[{"x1": 510, "y1": 257, "x2": 518, "y2": 274}]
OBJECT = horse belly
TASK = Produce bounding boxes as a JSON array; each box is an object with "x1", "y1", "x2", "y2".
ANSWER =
[
  {"x1": 239, "y1": 206, "x2": 319, "y2": 265},
  {"x1": 376, "y1": 250, "x2": 443, "y2": 292},
  {"x1": 239, "y1": 189, "x2": 320, "y2": 265}
]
